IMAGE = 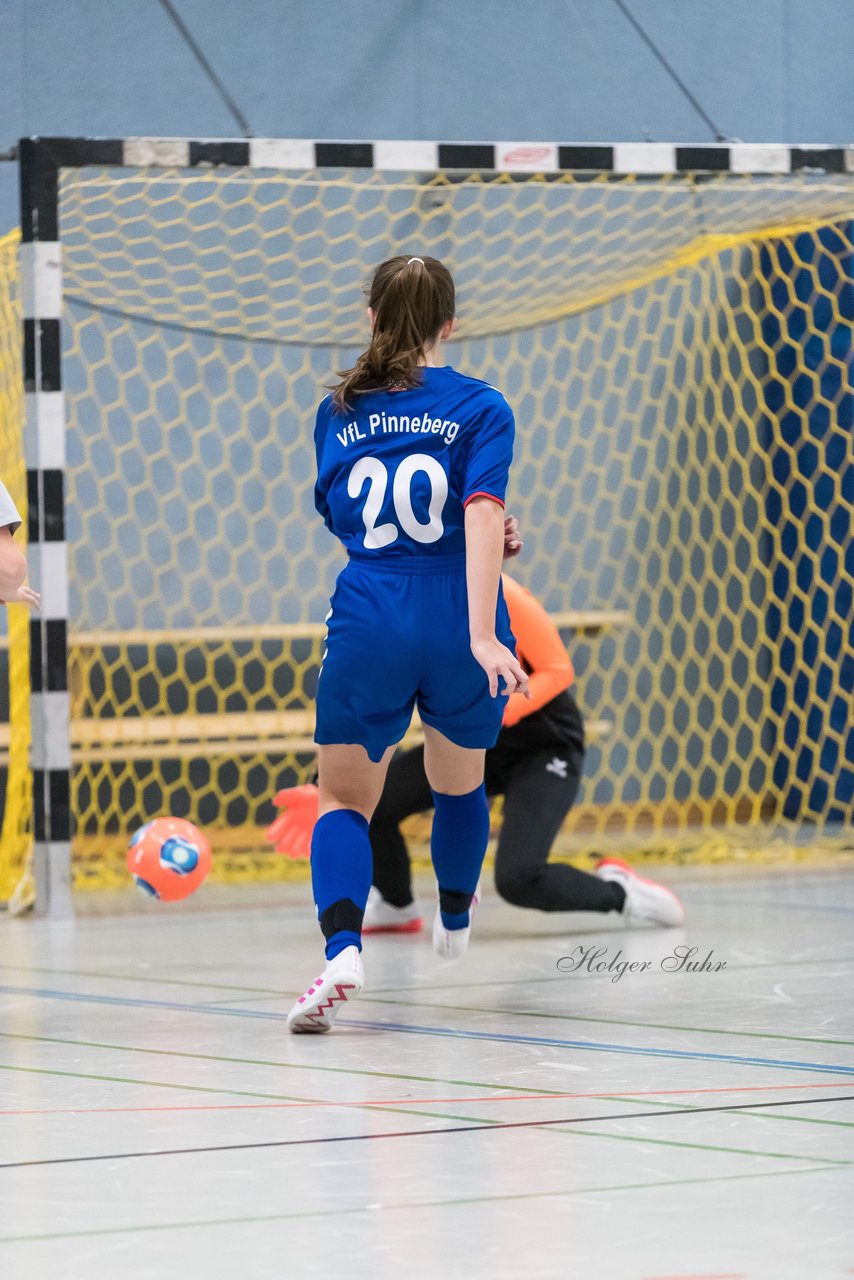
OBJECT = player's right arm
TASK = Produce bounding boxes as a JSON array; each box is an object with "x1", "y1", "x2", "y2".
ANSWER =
[{"x1": 465, "y1": 498, "x2": 528, "y2": 697}]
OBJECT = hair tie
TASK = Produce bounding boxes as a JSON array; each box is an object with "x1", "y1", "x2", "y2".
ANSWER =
[{"x1": 407, "y1": 257, "x2": 424, "y2": 266}]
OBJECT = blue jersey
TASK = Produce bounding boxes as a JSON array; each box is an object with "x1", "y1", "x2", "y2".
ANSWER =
[{"x1": 314, "y1": 366, "x2": 514, "y2": 559}]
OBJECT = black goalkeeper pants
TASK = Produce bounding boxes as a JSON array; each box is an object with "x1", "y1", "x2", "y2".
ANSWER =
[{"x1": 369, "y1": 706, "x2": 622, "y2": 915}]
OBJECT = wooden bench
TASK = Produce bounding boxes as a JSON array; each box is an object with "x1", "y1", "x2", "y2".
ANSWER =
[
  {"x1": 0, "y1": 610, "x2": 629, "y2": 765},
  {"x1": 66, "y1": 609, "x2": 630, "y2": 647},
  {"x1": 0, "y1": 708, "x2": 614, "y2": 764}
]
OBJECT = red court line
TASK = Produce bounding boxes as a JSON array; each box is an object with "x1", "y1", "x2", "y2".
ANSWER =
[{"x1": 1, "y1": 1078, "x2": 852, "y2": 1118}]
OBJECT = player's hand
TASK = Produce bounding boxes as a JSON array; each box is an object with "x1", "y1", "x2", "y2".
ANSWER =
[
  {"x1": 471, "y1": 636, "x2": 531, "y2": 700},
  {"x1": 265, "y1": 784, "x2": 319, "y2": 859},
  {"x1": 0, "y1": 581, "x2": 40, "y2": 610},
  {"x1": 503, "y1": 514, "x2": 523, "y2": 559}
]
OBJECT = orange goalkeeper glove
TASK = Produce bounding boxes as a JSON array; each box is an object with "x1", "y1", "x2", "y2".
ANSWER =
[{"x1": 265, "y1": 784, "x2": 319, "y2": 859}]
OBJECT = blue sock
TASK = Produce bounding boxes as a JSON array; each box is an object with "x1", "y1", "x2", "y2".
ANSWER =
[
  {"x1": 430, "y1": 785, "x2": 490, "y2": 930},
  {"x1": 310, "y1": 809, "x2": 373, "y2": 960}
]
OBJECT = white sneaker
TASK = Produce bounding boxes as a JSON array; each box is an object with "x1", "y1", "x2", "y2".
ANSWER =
[
  {"x1": 432, "y1": 883, "x2": 480, "y2": 960},
  {"x1": 596, "y1": 857, "x2": 686, "y2": 928},
  {"x1": 286, "y1": 945, "x2": 364, "y2": 1034},
  {"x1": 362, "y1": 886, "x2": 423, "y2": 935}
]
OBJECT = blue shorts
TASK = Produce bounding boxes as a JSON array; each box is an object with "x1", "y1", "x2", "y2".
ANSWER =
[{"x1": 314, "y1": 553, "x2": 516, "y2": 763}]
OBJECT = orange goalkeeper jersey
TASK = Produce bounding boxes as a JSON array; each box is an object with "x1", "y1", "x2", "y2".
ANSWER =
[{"x1": 501, "y1": 575, "x2": 574, "y2": 728}]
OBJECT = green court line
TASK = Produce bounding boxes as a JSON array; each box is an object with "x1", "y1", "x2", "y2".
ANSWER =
[
  {"x1": 0, "y1": 1164, "x2": 842, "y2": 1245},
  {"x1": 735, "y1": 1110, "x2": 854, "y2": 1130},
  {"x1": 1, "y1": 1055, "x2": 847, "y2": 1169},
  {"x1": 545, "y1": 1123, "x2": 852, "y2": 1165},
  {"x1": 0, "y1": 1030, "x2": 567, "y2": 1097},
  {"x1": 4, "y1": 1029, "x2": 854, "y2": 1136},
  {"x1": 0, "y1": 1063, "x2": 487, "y2": 1129}
]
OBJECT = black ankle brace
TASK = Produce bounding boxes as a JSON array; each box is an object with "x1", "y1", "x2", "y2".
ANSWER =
[
  {"x1": 438, "y1": 888, "x2": 473, "y2": 917},
  {"x1": 318, "y1": 897, "x2": 364, "y2": 940}
]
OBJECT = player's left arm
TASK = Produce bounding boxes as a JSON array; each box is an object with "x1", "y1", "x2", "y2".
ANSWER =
[
  {"x1": 501, "y1": 576, "x2": 573, "y2": 726},
  {"x1": 313, "y1": 398, "x2": 335, "y2": 533}
]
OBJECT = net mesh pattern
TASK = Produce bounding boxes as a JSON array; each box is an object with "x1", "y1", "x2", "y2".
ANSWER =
[
  {"x1": 1, "y1": 168, "x2": 852, "y2": 894},
  {"x1": 0, "y1": 229, "x2": 32, "y2": 904}
]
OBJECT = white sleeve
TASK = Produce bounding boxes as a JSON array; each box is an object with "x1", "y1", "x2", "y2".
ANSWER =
[{"x1": 0, "y1": 479, "x2": 22, "y2": 535}]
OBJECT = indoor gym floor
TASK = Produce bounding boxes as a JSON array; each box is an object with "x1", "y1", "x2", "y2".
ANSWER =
[{"x1": 1, "y1": 862, "x2": 852, "y2": 1280}]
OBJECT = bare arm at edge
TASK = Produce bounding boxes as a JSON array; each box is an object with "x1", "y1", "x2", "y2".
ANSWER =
[{"x1": 0, "y1": 527, "x2": 39, "y2": 609}]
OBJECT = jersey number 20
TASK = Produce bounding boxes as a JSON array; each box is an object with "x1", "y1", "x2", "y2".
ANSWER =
[{"x1": 348, "y1": 454, "x2": 448, "y2": 548}]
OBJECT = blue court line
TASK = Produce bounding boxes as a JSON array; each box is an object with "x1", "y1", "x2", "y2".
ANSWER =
[
  {"x1": 2, "y1": 984, "x2": 854, "y2": 1078},
  {"x1": 340, "y1": 1018, "x2": 854, "y2": 1076}
]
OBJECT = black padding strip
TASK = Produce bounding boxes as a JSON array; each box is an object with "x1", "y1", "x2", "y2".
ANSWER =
[
  {"x1": 189, "y1": 141, "x2": 250, "y2": 168},
  {"x1": 791, "y1": 147, "x2": 845, "y2": 173},
  {"x1": 24, "y1": 321, "x2": 62, "y2": 392},
  {"x1": 438, "y1": 144, "x2": 495, "y2": 170},
  {"x1": 26, "y1": 469, "x2": 65, "y2": 542},
  {"x1": 30, "y1": 618, "x2": 68, "y2": 693},
  {"x1": 33, "y1": 768, "x2": 72, "y2": 843},
  {"x1": 318, "y1": 898, "x2": 365, "y2": 939},
  {"x1": 676, "y1": 146, "x2": 730, "y2": 172},
  {"x1": 558, "y1": 145, "x2": 614, "y2": 170},
  {"x1": 438, "y1": 888, "x2": 473, "y2": 916},
  {"x1": 315, "y1": 142, "x2": 374, "y2": 169}
]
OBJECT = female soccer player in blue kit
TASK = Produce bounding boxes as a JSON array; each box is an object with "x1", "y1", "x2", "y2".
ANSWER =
[{"x1": 287, "y1": 255, "x2": 529, "y2": 1033}]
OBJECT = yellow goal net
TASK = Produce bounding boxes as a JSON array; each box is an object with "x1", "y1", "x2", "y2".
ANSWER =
[
  {"x1": 0, "y1": 228, "x2": 32, "y2": 904},
  {"x1": 2, "y1": 157, "x2": 853, "y2": 898}
]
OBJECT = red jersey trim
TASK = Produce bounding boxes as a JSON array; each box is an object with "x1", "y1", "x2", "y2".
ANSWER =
[{"x1": 463, "y1": 491, "x2": 505, "y2": 509}]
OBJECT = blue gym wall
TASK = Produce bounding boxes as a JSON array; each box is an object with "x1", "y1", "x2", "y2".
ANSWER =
[
  {"x1": 761, "y1": 226, "x2": 854, "y2": 821},
  {"x1": 2, "y1": 0, "x2": 854, "y2": 228},
  {"x1": 0, "y1": 1, "x2": 852, "y2": 826}
]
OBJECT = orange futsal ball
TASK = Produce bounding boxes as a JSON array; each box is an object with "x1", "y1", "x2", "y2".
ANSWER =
[{"x1": 127, "y1": 817, "x2": 212, "y2": 901}]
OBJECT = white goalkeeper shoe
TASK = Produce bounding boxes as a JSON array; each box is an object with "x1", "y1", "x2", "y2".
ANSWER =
[
  {"x1": 432, "y1": 883, "x2": 480, "y2": 960},
  {"x1": 362, "y1": 886, "x2": 424, "y2": 935},
  {"x1": 596, "y1": 857, "x2": 686, "y2": 928},
  {"x1": 286, "y1": 945, "x2": 363, "y2": 1034}
]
